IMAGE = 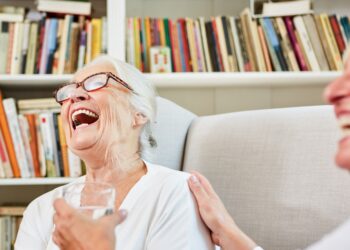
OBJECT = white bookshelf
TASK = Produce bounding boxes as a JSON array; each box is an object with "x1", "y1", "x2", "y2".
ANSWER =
[
  {"x1": 0, "y1": 178, "x2": 75, "y2": 186},
  {"x1": 0, "y1": 72, "x2": 341, "y2": 87}
]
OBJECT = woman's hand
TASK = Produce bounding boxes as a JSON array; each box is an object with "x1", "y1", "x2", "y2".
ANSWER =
[
  {"x1": 52, "y1": 198, "x2": 127, "y2": 250},
  {"x1": 188, "y1": 171, "x2": 257, "y2": 250}
]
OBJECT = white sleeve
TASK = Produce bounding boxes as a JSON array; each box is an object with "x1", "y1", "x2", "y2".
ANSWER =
[
  {"x1": 145, "y1": 175, "x2": 215, "y2": 250},
  {"x1": 305, "y1": 218, "x2": 350, "y2": 250},
  {"x1": 15, "y1": 200, "x2": 50, "y2": 250}
]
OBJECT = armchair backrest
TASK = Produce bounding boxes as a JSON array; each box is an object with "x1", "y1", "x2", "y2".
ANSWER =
[
  {"x1": 142, "y1": 97, "x2": 196, "y2": 170},
  {"x1": 183, "y1": 106, "x2": 350, "y2": 250}
]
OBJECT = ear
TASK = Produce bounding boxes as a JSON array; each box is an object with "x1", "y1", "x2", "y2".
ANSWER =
[{"x1": 132, "y1": 112, "x2": 148, "y2": 128}]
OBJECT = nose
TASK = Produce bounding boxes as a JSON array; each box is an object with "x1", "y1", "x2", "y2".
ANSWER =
[
  {"x1": 69, "y1": 86, "x2": 90, "y2": 103},
  {"x1": 324, "y1": 58, "x2": 350, "y2": 104}
]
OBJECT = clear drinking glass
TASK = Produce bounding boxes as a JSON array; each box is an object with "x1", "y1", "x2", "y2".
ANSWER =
[{"x1": 62, "y1": 181, "x2": 116, "y2": 219}]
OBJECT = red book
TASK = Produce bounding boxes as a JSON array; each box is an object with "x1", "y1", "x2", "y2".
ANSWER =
[
  {"x1": 329, "y1": 15, "x2": 346, "y2": 55},
  {"x1": 211, "y1": 17, "x2": 224, "y2": 72},
  {"x1": 178, "y1": 18, "x2": 192, "y2": 72},
  {"x1": 284, "y1": 16, "x2": 308, "y2": 71}
]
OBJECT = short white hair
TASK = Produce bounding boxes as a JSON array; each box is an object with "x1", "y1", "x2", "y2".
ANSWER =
[{"x1": 83, "y1": 55, "x2": 157, "y2": 160}]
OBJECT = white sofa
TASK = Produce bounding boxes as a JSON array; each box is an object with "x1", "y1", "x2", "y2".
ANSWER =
[{"x1": 146, "y1": 97, "x2": 350, "y2": 250}]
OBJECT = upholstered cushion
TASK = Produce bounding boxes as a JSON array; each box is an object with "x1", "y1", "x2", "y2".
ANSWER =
[
  {"x1": 143, "y1": 97, "x2": 197, "y2": 170},
  {"x1": 183, "y1": 106, "x2": 350, "y2": 250}
]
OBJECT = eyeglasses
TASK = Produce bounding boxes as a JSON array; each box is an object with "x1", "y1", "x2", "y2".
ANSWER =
[{"x1": 54, "y1": 72, "x2": 135, "y2": 104}]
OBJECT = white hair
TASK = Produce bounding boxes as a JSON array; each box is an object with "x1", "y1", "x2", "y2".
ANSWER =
[{"x1": 83, "y1": 55, "x2": 157, "y2": 160}]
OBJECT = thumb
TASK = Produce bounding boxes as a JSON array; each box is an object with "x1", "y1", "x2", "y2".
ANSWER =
[{"x1": 103, "y1": 209, "x2": 127, "y2": 227}]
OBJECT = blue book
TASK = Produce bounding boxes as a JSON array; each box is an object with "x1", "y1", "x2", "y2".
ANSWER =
[
  {"x1": 340, "y1": 16, "x2": 350, "y2": 42},
  {"x1": 263, "y1": 17, "x2": 288, "y2": 71},
  {"x1": 177, "y1": 22, "x2": 186, "y2": 72},
  {"x1": 46, "y1": 18, "x2": 58, "y2": 73}
]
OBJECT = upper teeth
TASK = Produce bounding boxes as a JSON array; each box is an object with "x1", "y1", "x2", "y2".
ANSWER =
[
  {"x1": 338, "y1": 116, "x2": 350, "y2": 136},
  {"x1": 72, "y1": 109, "x2": 98, "y2": 121}
]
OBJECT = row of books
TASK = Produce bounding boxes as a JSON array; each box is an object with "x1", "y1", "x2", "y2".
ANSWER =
[
  {"x1": 126, "y1": 9, "x2": 350, "y2": 73},
  {"x1": 0, "y1": 9, "x2": 107, "y2": 75},
  {"x1": 0, "y1": 94, "x2": 84, "y2": 178},
  {"x1": 0, "y1": 206, "x2": 25, "y2": 250}
]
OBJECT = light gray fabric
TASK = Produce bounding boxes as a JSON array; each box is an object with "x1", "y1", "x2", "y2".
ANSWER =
[
  {"x1": 143, "y1": 97, "x2": 197, "y2": 170},
  {"x1": 183, "y1": 105, "x2": 350, "y2": 250}
]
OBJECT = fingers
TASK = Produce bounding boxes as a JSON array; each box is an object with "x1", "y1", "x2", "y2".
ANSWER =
[
  {"x1": 106, "y1": 209, "x2": 128, "y2": 226},
  {"x1": 188, "y1": 173, "x2": 209, "y2": 206},
  {"x1": 53, "y1": 198, "x2": 75, "y2": 217},
  {"x1": 189, "y1": 171, "x2": 216, "y2": 197}
]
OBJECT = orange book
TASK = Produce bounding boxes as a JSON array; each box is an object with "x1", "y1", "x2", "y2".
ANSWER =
[
  {"x1": 144, "y1": 17, "x2": 152, "y2": 72},
  {"x1": 257, "y1": 25, "x2": 272, "y2": 72},
  {"x1": 57, "y1": 115, "x2": 69, "y2": 177},
  {"x1": 0, "y1": 91, "x2": 21, "y2": 177},
  {"x1": 25, "y1": 114, "x2": 41, "y2": 177}
]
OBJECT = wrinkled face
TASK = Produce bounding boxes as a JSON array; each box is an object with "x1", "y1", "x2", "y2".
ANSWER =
[
  {"x1": 59, "y1": 62, "x2": 135, "y2": 155},
  {"x1": 324, "y1": 59, "x2": 350, "y2": 170}
]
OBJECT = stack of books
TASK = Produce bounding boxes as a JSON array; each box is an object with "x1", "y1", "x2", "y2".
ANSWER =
[
  {"x1": 126, "y1": 9, "x2": 350, "y2": 73},
  {"x1": 0, "y1": 1, "x2": 107, "y2": 75},
  {"x1": 0, "y1": 93, "x2": 84, "y2": 179},
  {"x1": 0, "y1": 206, "x2": 25, "y2": 249}
]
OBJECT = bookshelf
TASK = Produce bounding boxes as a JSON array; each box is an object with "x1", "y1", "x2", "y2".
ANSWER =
[{"x1": 0, "y1": 0, "x2": 348, "y2": 216}]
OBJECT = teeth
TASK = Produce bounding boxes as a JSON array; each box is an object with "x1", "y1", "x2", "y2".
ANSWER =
[
  {"x1": 338, "y1": 116, "x2": 350, "y2": 136},
  {"x1": 71, "y1": 109, "x2": 98, "y2": 121}
]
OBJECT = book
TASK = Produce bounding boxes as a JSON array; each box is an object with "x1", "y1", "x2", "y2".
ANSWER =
[
  {"x1": 37, "y1": 0, "x2": 92, "y2": 16},
  {"x1": 0, "y1": 129, "x2": 13, "y2": 178},
  {"x1": 215, "y1": 16, "x2": 230, "y2": 72},
  {"x1": 257, "y1": 23, "x2": 273, "y2": 72},
  {"x1": 293, "y1": 16, "x2": 321, "y2": 71},
  {"x1": 24, "y1": 114, "x2": 41, "y2": 177},
  {"x1": 2, "y1": 98, "x2": 31, "y2": 178},
  {"x1": 274, "y1": 17, "x2": 299, "y2": 71},
  {"x1": 229, "y1": 17, "x2": 244, "y2": 72},
  {"x1": 261, "y1": 0, "x2": 312, "y2": 17},
  {"x1": 17, "y1": 115, "x2": 35, "y2": 177},
  {"x1": 0, "y1": 6, "x2": 25, "y2": 22},
  {"x1": 57, "y1": 115, "x2": 69, "y2": 177},
  {"x1": 0, "y1": 21, "x2": 9, "y2": 74},
  {"x1": 302, "y1": 15, "x2": 330, "y2": 71},
  {"x1": 0, "y1": 92, "x2": 21, "y2": 177},
  {"x1": 91, "y1": 18, "x2": 102, "y2": 61},
  {"x1": 284, "y1": 16, "x2": 308, "y2": 71},
  {"x1": 240, "y1": 10, "x2": 256, "y2": 71},
  {"x1": 186, "y1": 18, "x2": 199, "y2": 72},
  {"x1": 199, "y1": 17, "x2": 212, "y2": 72},
  {"x1": 25, "y1": 22, "x2": 39, "y2": 74},
  {"x1": 329, "y1": 15, "x2": 346, "y2": 55}
]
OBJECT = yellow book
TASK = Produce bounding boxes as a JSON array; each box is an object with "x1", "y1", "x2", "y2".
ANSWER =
[
  {"x1": 91, "y1": 18, "x2": 102, "y2": 60},
  {"x1": 144, "y1": 17, "x2": 152, "y2": 72},
  {"x1": 133, "y1": 18, "x2": 141, "y2": 71},
  {"x1": 320, "y1": 14, "x2": 343, "y2": 71},
  {"x1": 158, "y1": 18, "x2": 166, "y2": 46}
]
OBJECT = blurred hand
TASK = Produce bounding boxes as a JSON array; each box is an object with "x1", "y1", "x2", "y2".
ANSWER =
[
  {"x1": 53, "y1": 198, "x2": 127, "y2": 250},
  {"x1": 188, "y1": 171, "x2": 256, "y2": 250}
]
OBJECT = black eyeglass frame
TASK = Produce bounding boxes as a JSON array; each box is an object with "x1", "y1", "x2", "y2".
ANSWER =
[{"x1": 53, "y1": 72, "x2": 136, "y2": 104}]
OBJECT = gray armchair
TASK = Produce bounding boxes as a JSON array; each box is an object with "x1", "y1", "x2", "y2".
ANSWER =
[{"x1": 150, "y1": 97, "x2": 350, "y2": 250}]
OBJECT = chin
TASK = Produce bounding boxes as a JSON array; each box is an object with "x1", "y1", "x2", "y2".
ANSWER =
[
  {"x1": 69, "y1": 135, "x2": 98, "y2": 151},
  {"x1": 335, "y1": 146, "x2": 350, "y2": 170}
]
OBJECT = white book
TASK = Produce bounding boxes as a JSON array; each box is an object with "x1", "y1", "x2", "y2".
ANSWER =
[
  {"x1": 18, "y1": 115, "x2": 35, "y2": 177},
  {"x1": 102, "y1": 16, "x2": 108, "y2": 54},
  {"x1": 198, "y1": 17, "x2": 212, "y2": 72},
  {"x1": 194, "y1": 19, "x2": 206, "y2": 72},
  {"x1": 10, "y1": 23, "x2": 20, "y2": 74},
  {"x1": 293, "y1": 16, "x2": 321, "y2": 71},
  {"x1": 39, "y1": 19, "x2": 50, "y2": 74},
  {"x1": 229, "y1": 17, "x2": 244, "y2": 72},
  {"x1": 39, "y1": 113, "x2": 60, "y2": 177},
  {"x1": 37, "y1": 0, "x2": 91, "y2": 16},
  {"x1": 126, "y1": 18, "x2": 135, "y2": 67},
  {"x1": 85, "y1": 21, "x2": 92, "y2": 64},
  {"x1": 0, "y1": 21, "x2": 9, "y2": 74},
  {"x1": 2, "y1": 98, "x2": 31, "y2": 178},
  {"x1": 0, "y1": 13, "x2": 23, "y2": 22},
  {"x1": 262, "y1": 0, "x2": 312, "y2": 17},
  {"x1": 67, "y1": 149, "x2": 81, "y2": 177}
]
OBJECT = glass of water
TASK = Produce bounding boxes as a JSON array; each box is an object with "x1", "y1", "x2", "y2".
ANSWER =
[{"x1": 62, "y1": 181, "x2": 116, "y2": 219}]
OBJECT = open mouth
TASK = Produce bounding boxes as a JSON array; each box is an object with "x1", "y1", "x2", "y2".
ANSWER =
[
  {"x1": 339, "y1": 116, "x2": 350, "y2": 136},
  {"x1": 71, "y1": 108, "x2": 99, "y2": 130}
]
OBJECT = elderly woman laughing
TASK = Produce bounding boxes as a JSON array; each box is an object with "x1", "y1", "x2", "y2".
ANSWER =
[{"x1": 14, "y1": 56, "x2": 214, "y2": 250}]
